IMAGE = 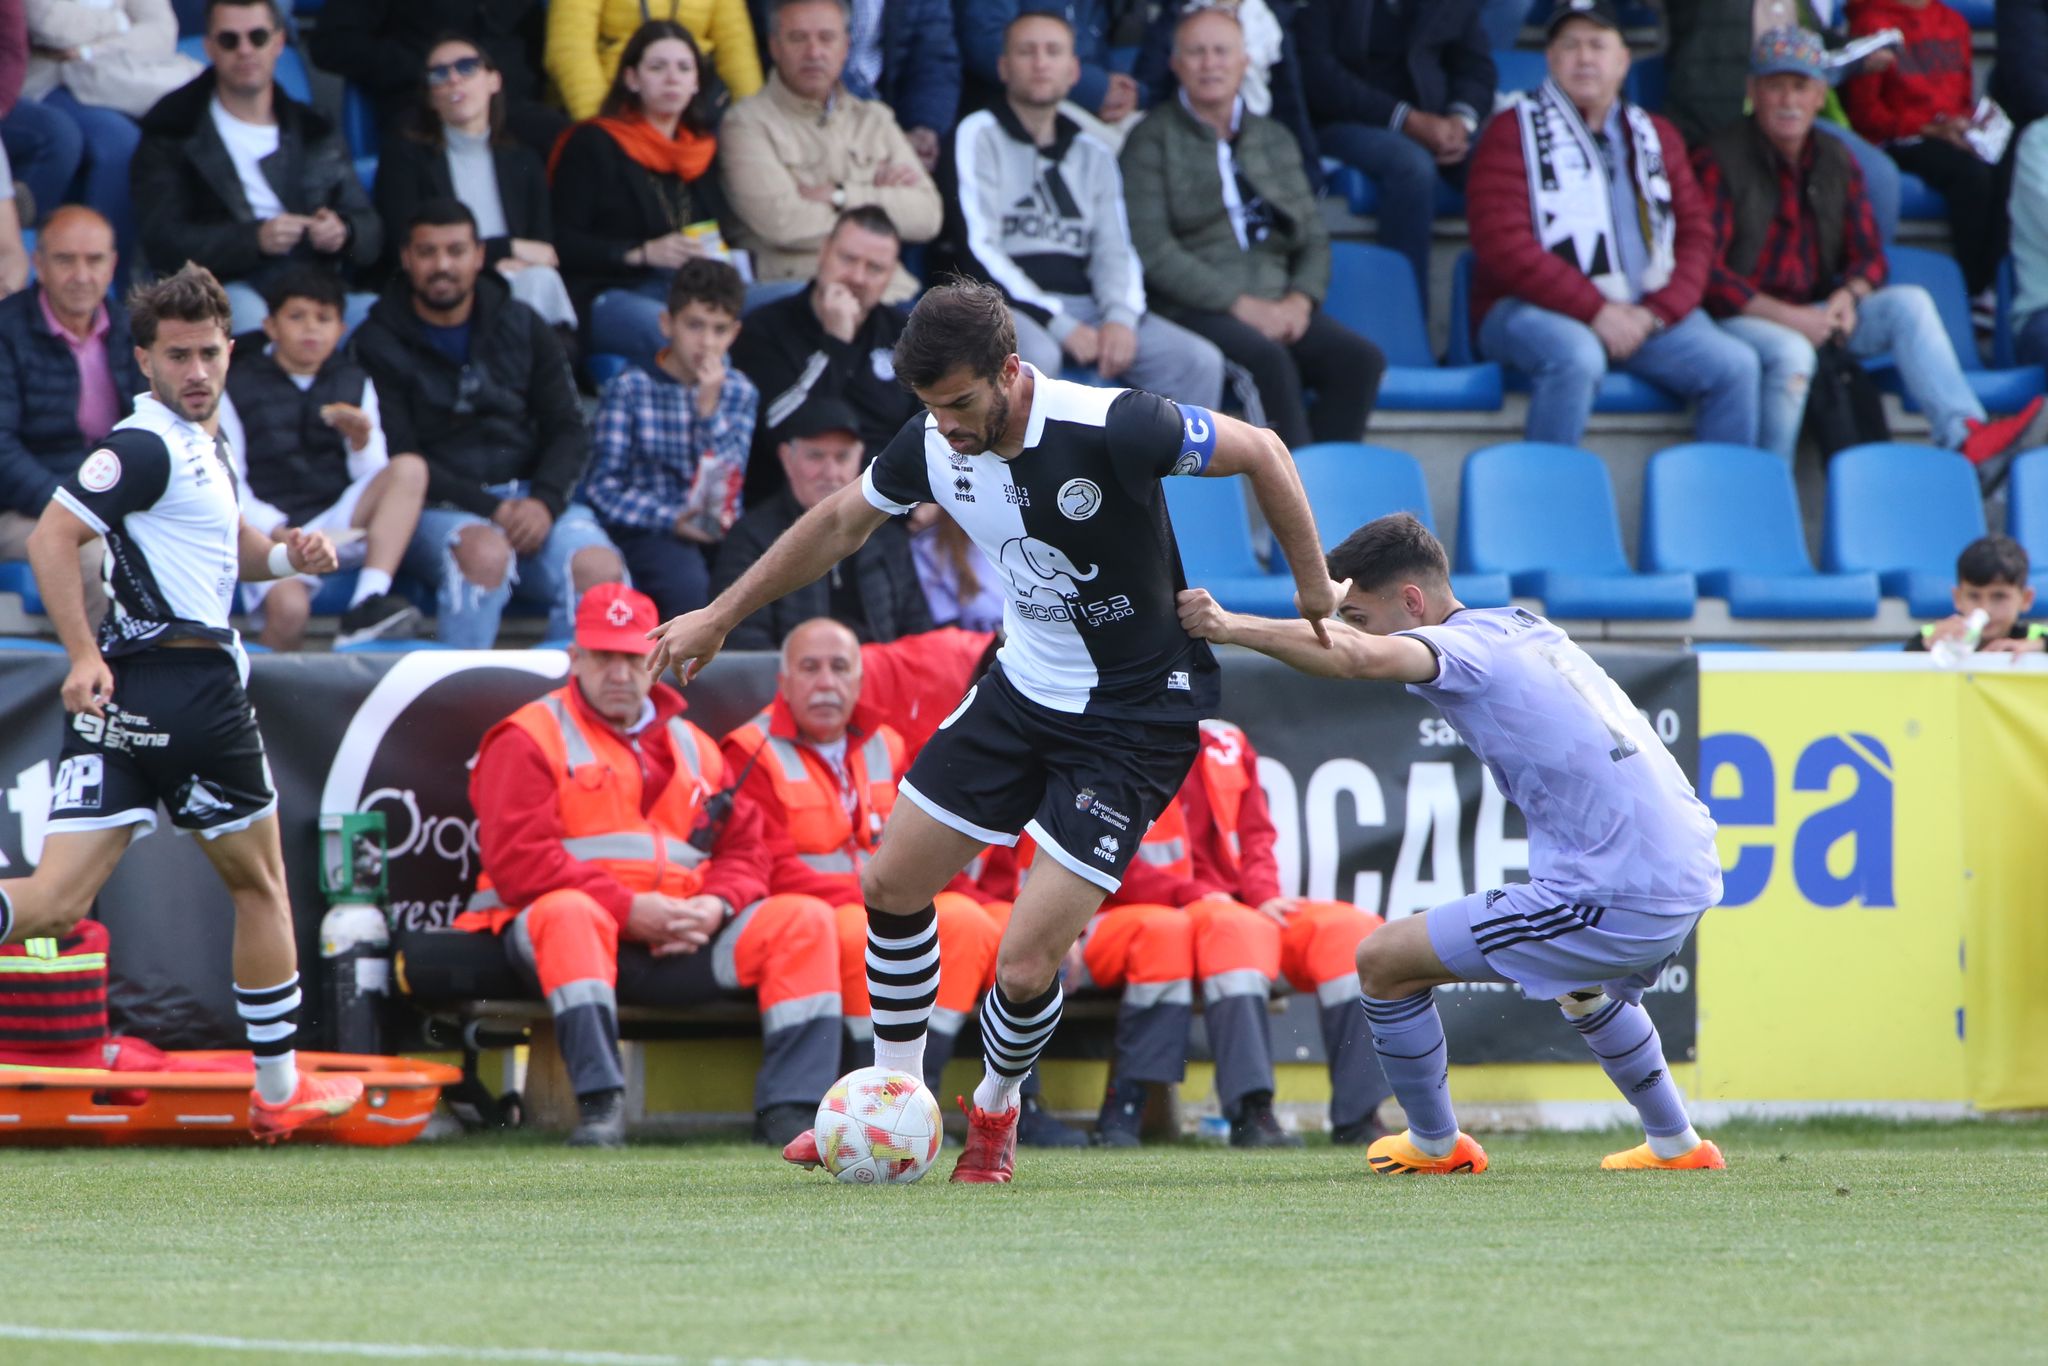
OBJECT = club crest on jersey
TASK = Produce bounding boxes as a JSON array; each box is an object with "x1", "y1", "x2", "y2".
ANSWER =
[
  {"x1": 1056, "y1": 478, "x2": 1102, "y2": 520},
  {"x1": 1169, "y1": 452, "x2": 1203, "y2": 476},
  {"x1": 78, "y1": 449, "x2": 121, "y2": 492},
  {"x1": 1075, "y1": 788, "x2": 1095, "y2": 812}
]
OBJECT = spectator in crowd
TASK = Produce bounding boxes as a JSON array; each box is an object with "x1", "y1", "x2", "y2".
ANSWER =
[
  {"x1": 1664, "y1": 0, "x2": 1903, "y2": 240},
  {"x1": 0, "y1": 148, "x2": 26, "y2": 294},
  {"x1": 546, "y1": 0, "x2": 760, "y2": 123},
  {"x1": 836, "y1": 0, "x2": 959, "y2": 172},
  {"x1": 729, "y1": 205, "x2": 917, "y2": 507},
  {"x1": 0, "y1": 0, "x2": 71, "y2": 228},
  {"x1": 1134, "y1": 0, "x2": 1317, "y2": 177},
  {"x1": 960, "y1": 0, "x2": 1142, "y2": 138},
  {"x1": 376, "y1": 37, "x2": 573, "y2": 333},
  {"x1": 710, "y1": 393, "x2": 930, "y2": 649},
  {"x1": 721, "y1": 617, "x2": 1002, "y2": 1098},
  {"x1": 1905, "y1": 535, "x2": 2046, "y2": 653},
  {"x1": 1121, "y1": 5, "x2": 1384, "y2": 450},
  {"x1": 951, "y1": 11, "x2": 1223, "y2": 407},
  {"x1": 132, "y1": 0, "x2": 382, "y2": 335},
  {"x1": 353, "y1": 199, "x2": 622, "y2": 647},
  {"x1": 18, "y1": 0, "x2": 193, "y2": 289},
  {"x1": 1842, "y1": 0, "x2": 2004, "y2": 298},
  {"x1": 1088, "y1": 718, "x2": 1390, "y2": 1148},
  {"x1": 912, "y1": 515, "x2": 1004, "y2": 632},
  {"x1": 0, "y1": 206, "x2": 136, "y2": 624},
  {"x1": 1992, "y1": 0, "x2": 2048, "y2": 135},
  {"x1": 310, "y1": 0, "x2": 566, "y2": 157},
  {"x1": 219, "y1": 266, "x2": 428, "y2": 650},
  {"x1": 580, "y1": 258, "x2": 755, "y2": 619},
  {"x1": 2011, "y1": 115, "x2": 2048, "y2": 369},
  {"x1": 1296, "y1": 0, "x2": 1494, "y2": 303},
  {"x1": 1467, "y1": 0, "x2": 1759, "y2": 449},
  {"x1": 459, "y1": 583, "x2": 842, "y2": 1149},
  {"x1": 551, "y1": 20, "x2": 726, "y2": 365},
  {"x1": 719, "y1": 0, "x2": 940, "y2": 303},
  {"x1": 1698, "y1": 29, "x2": 2040, "y2": 464}
]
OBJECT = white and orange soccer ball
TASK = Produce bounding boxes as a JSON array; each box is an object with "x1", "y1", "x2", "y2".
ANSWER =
[{"x1": 813, "y1": 1067, "x2": 943, "y2": 1185}]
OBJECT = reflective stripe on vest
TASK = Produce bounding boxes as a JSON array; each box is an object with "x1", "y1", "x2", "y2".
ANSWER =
[
  {"x1": 540, "y1": 693, "x2": 597, "y2": 771},
  {"x1": 1135, "y1": 838, "x2": 1188, "y2": 868},
  {"x1": 799, "y1": 849, "x2": 859, "y2": 873},
  {"x1": 558, "y1": 832, "x2": 706, "y2": 866},
  {"x1": 763, "y1": 734, "x2": 811, "y2": 783}
]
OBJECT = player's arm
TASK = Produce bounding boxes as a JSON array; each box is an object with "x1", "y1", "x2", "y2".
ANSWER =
[
  {"x1": 235, "y1": 518, "x2": 338, "y2": 581},
  {"x1": 1177, "y1": 588, "x2": 1439, "y2": 683},
  {"x1": 27, "y1": 499, "x2": 112, "y2": 716},
  {"x1": 1195, "y1": 414, "x2": 1338, "y2": 644},
  {"x1": 647, "y1": 480, "x2": 893, "y2": 681}
]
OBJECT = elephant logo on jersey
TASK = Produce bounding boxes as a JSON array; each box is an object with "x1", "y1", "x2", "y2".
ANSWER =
[
  {"x1": 1056, "y1": 478, "x2": 1102, "y2": 520},
  {"x1": 999, "y1": 536, "x2": 1099, "y2": 605}
]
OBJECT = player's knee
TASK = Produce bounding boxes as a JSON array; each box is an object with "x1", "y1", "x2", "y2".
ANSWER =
[
  {"x1": 452, "y1": 525, "x2": 511, "y2": 589},
  {"x1": 1354, "y1": 931, "x2": 1403, "y2": 998},
  {"x1": 1555, "y1": 989, "x2": 1610, "y2": 1019},
  {"x1": 857, "y1": 859, "x2": 921, "y2": 915},
  {"x1": 569, "y1": 545, "x2": 625, "y2": 597},
  {"x1": 993, "y1": 949, "x2": 1058, "y2": 1003}
]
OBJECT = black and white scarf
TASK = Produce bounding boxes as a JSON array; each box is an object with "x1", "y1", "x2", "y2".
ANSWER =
[{"x1": 1514, "y1": 78, "x2": 1676, "y2": 302}]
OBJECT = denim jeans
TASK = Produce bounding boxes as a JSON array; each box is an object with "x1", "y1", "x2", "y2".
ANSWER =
[
  {"x1": 0, "y1": 97, "x2": 79, "y2": 220},
  {"x1": 1816, "y1": 120, "x2": 1899, "y2": 244},
  {"x1": 1478, "y1": 299, "x2": 1760, "y2": 447},
  {"x1": 1719, "y1": 286, "x2": 1983, "y2": 455},
  {"x1": 2020, "y1": 309, "x2": 2048, "y2": 373},
  {"x1": 1314, "y1": 122, "x2": 1445, "y2": 299},
  {"x1": 39, "y1": 90, "x2": 137, "y2": 286},
  {"x1": 402, "y1": 482, "x2": 620, "y2": 647},
  {"x1": 589, "y1": 277, "x2": 670, "y2": 364}
]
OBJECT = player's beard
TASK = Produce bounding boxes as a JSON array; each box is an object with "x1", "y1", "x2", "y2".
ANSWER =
[
  {"x1": 982, "y1": 387, "x2": 1012, "y2": 450},
  {"x1": 155, "y1": 375, "x2": 221, "y2": 425}
]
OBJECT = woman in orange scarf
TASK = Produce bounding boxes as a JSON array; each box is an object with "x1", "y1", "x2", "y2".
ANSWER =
[{"x1": 551, "y1": 20, "x2": 727, "y2": 364}]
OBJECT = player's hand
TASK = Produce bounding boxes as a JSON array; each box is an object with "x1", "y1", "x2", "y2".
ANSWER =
[
  {"x1": 1257, "y1": 896, "x2": 1301, "y2": 925},
  {"x1": 646, "y1": 607, "x2": 728, "y2": 683},
  {"x1": 319, "y1": 402, "x2": 374, "y2": 451},
  {"x1": 1096, "y1": 322, "x2": 1137, "y2": 379},
  {"x1": 1176, "y1": 587, "x2": 1233, "y2": 643},
  {"x1": 61, "y1": 653, "x2": 113, "y2": 719},
  {"x1": 285, "y1": 526, "x2": 338, "y2": 575},
  {"x1": 1296, "y1": 577, "x2": 1347, "y2": 648},
  {"x1": 1982, "y1": 636, "x2": 2044, "y2": 655}
]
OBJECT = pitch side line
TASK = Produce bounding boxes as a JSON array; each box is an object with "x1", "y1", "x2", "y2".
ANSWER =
[{"x1": 0, "y1": 1324, "x2": 895, "y2": 1366}]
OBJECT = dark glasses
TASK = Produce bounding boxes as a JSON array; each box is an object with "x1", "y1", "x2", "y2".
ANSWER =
[
  {"x1": 211, "y1": 26, "x2": 273, "y2": 50},
  {"x1": 427, "y1": 56, "x2": 484, "y2": 86}
]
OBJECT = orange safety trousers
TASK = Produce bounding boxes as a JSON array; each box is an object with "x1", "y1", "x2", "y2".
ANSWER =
[
  {"x1": 835, "y1": 892, "x2": 1001, "y2": 1038},
  {"x1": 1184, "y1": 899, "x2": 1384, "y2": 995}
]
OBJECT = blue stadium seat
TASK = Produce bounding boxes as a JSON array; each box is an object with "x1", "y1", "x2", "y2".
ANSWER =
[
  {"x1": 1948, "y1": 0, "x2": 1995, "y2": 25},
  {"x1": 0, "y1": 635, "x2": 64, "y2": 652},
  {"x1": 1447, "y1": 251, "x2": 1683, "y2": 413},
  {"x1": 1322, "y1": 242, "x2": 1502, "y2": 410},
  {"x1": 334, "y1": 638, "x2": 453, "y2": 653},
  {"x1": 1641, "y1": 443, "x2": 1880, "y2": 618},
  {"x1": 1896, "y1": 171, "x2": 1946, "y2": 222},
  {"x1": 1994, "y1": 256, "x2": 2022, "y2": 370},
  {"x1": 1457, "y1": 442, "x2": 1696, "y2": 618},
  {"x1": 1626, "y1": 52, "x2": 1665, "y2": 111},
  {"x1": 1492, "y1": 48, "x2": 1549, "y2": 98},
  {"x1": 177, "y1": 35, "x2": 313, "y2": 105},
  {"x1": 1880, "y1": 246, "x2": 2045, "y2": 413},
  {"x1": 1822, "y1": 443, "x2": 1986, "y2": 615},
  {"x1": 586, "y1": 353, "x2": 635, "y2": 387},
  {"x1": 1292, "y1": 441, "x2": 1512, "y2": 606},
  {"x1": 1331, "y1": 169, "x2": 1465, "y2": 219},
  {"x1": 307, "y1": 570, "x2": 358, "y2": 616},
  {"x1": 0, "y1": 560, "x2": 44, "y2": 615},
  {"x1": 1164, "y1": 475, "x2": 1300, "y2": 616},
  {"x1": 1691, "y1": 641, "x2": 1775, "y2": 651},
  {"x1": 2003, "y1": 447, "x2": 2048, "y2": 611}
]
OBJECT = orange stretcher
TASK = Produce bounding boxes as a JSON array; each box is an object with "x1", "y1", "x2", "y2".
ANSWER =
[{"x1": 0, "y1": 1050, "x2": 461, "y2": 1147}]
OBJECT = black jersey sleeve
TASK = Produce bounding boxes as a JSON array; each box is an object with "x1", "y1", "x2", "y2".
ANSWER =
[
  {"x1": 860, "y1": 413, "x2": 936, "y2": 514},
  {"x1": 51, "y1": 429, "x2": 173, "y2": 533},
  {"x1": 1104, "y1": 390, "x2": 1219, "y2": 499}
]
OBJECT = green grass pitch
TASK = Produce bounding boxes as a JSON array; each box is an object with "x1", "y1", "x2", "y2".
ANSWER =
[{"x1": 4, "y1": 1119, "x2": 2044, "y2": 1365}]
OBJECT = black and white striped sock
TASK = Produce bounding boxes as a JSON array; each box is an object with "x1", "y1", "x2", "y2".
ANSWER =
[
  {"x1": 972, "y1": 979, "x2": 1063, "y2": 1113},
  {"x1": 236, "y1": 974, "x2": 301, "y2": 1105},
  {"x1": 867, "y1": 905, "x2": 939, "y2": 1078}
]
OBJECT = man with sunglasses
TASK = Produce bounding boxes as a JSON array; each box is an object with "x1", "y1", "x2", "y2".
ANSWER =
[{"x1": 133, "y1": 0, "x2": 381, "y2": 335}]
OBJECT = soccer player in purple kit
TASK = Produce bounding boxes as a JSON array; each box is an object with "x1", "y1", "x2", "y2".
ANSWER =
[{"x1": 1178, "y1": 513, "x2": 1727, "y2": 1174}]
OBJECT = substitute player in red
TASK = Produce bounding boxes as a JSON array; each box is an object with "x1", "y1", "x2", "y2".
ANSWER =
[{"x1": 648, "y1": 280, "x2": 1337, "y2": 1182}]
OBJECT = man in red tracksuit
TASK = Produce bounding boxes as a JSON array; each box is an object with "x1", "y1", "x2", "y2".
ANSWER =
[
  {"x1": 1089, "y1": 719, "x2": 1394, "y2": 1147},
  {"x1": 459, "y1": 585, "x2": 842, "y2": 1149}
]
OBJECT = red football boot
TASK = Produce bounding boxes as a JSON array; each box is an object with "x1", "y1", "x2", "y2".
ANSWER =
[
  {"x1": 782, "y1": 1129, "x2": 822, "y2": 1169},
  {"x1": 249, "y1": 1072, "x2": 363, "y2": 1143},
  {"x1": 949, "y1": 1096, "x2": 1019, "y2": 1184}
]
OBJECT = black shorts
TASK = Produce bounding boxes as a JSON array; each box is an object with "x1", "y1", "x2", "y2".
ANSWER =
[
  {"x1": 47, "y1": 646, "x2": 276, "y2": 841},
  {"x1": 898, "y1": 667, "x2": 1199, "y2": 892}
]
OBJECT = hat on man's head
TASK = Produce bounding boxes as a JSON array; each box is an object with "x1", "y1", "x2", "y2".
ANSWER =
[
  {"x1": 774, "y1": 394, "x2": 863, "y2": 446},
  {"x1": 1545, "y1": 0, "x2": 1622, "y2": 38},
  {"x1": 574, "y1": 583, "x2": 659, "y2": 655},
  {"x1": 1751, "y1": 27, "x2": 1829, "y2": 81}
]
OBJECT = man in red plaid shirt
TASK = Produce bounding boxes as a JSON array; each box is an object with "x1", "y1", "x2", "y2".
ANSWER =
[{"x1": 1693, "y1": 28, "x2": 2040, "y2": 464}]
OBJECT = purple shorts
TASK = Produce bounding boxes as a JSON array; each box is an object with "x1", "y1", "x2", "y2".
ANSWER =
[{"x1": 1425, "y1": 883, "x2": 1701, "y2": 1003}]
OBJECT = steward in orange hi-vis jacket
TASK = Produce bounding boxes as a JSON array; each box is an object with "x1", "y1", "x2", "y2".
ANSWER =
[{"x1": 458, "y1": 586, "x2": 841, "y2": 1149}]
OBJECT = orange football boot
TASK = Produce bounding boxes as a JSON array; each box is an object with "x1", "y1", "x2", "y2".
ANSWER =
[
  {"x1": 1365, "y1": 1128, "x2": 1489, "y2": 1174},
  {"x1": 1602, "y1": 1138, "x2": 1726, "y2": 1171},
  {"x1": 249, "y1": 1073, "x2": 363, "y2": 1143}
]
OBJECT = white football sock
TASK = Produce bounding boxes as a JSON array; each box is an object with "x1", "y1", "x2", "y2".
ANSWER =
[
  {"x1": 972, "y1": 1065, "x2": 1023, "y2": 1115},
  {"x1": 1647, "y1": 1125, "x2": 1703, "y2": 1160},
  {"x1": 873, "y1": 1035, "x2": 926, "y2": 1080},
  {"x1": 350, "y1": 568, "x2": 392, "y2": 607}
]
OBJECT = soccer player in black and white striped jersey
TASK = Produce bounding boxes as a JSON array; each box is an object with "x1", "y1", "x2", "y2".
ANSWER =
[{"x1": 648, "y1": 280, "x2": 1339, "y2": 1182}]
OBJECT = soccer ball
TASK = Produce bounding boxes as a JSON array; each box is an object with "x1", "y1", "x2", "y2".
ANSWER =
[{"x1": 813, "y1": 1067, "x2": 944, "y2": 1185}]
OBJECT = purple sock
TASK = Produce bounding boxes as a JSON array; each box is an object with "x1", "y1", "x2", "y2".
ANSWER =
[
  {"x1": 1360, "y1": 991, "x2": 1458, "y2": 1144},
  {"x1": 1569, "y1": 997, "x2": 1694, "y2": 1141}
]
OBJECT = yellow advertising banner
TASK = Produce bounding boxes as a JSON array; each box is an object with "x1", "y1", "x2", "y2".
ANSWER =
[{"x1": 1959, "y1": 675, "x2": 2048, "y2": 1109}]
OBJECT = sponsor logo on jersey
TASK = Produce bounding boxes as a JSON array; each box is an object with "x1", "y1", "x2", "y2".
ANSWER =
[
  {"x1": 1093, "y1": 834, "x2": 1120, "y2": 861},
  {"x1": 1056, "y1": 478, "x2": 1102, "y2": 520},
  {"x1": 1168, "y1": 671, "x2": 1191, "y2": 691},
  {"x1": 78, "y1": 449, "x2": 122, "y2": 492},
  {"x1": 952, "y1": 474, "x2": 975, "y2": 502},
  {"x1": 51, "y1": 755, "x2": 104, "y2": 812},
  {"x1": 71, "y1": 706, "x2": 170, "y2": 751},
  {"x1": 998, "y1": 536, "x2": 1134, "y2": 626}
]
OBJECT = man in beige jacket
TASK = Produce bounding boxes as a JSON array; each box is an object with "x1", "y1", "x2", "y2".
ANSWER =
[{"x1": 720, "y1": 0, "x2": 940, "y2": 304}]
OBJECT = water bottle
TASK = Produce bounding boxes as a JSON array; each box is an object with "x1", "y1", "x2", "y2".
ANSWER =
[{"x1": 1929, "y1": 609, "x2": 1990, "y2": 668}]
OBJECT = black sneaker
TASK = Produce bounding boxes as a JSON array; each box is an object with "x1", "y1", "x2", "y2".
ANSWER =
[
  {"x1": 752, "y1": 1101, "x2": 815, "y2": 1148},
  {"x1": 1329, "y1": 1115, "x2": 1392, "y2": 1147},
  {"x1": 336, "y1": 592, "x2": 423, "y2": 648},
  {"x1": 1093, "y1": 1077, "x2": 1146, "y2": 1148},
  {"x1": 1229, "y1": 1093, "x2": 1304, "y2": 1149},
  {"x1": 566, "y1": 1088, "x2": 626, "y2": 1148},
  {"x1": 1017, "y1": 1094, "x2": 1088, "y2": 1148}
]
